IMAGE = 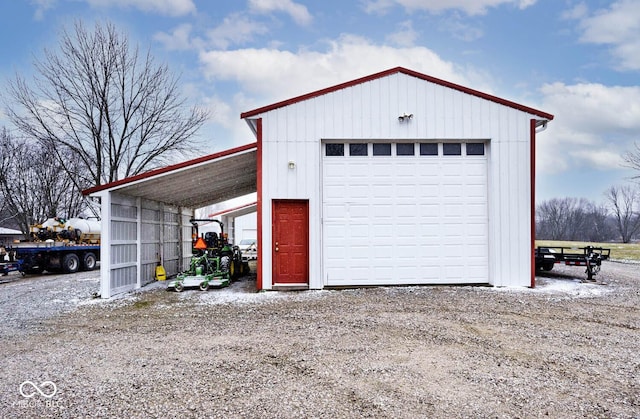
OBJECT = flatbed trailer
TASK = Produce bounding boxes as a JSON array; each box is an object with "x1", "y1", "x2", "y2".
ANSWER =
[
  {"x1": 11, "y1": 241, "x2": 100, "y2": 274},
  {"x1": 535, "y1": 246, "x2": 610, "y2": 281},
  {"x1": 0, "y1": 261, "x2": 21, "y2": 275}
]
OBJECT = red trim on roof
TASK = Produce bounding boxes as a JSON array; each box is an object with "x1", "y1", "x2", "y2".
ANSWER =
[
  {"x1": 207, "y1": 201, "x2": 257, "y2": 218},
  {"x1": 82, "y1": 143, "x2": 257, "y2": 196},
  {"x1": 240, "y1": 67, "x2": 554, "y2": 121}
]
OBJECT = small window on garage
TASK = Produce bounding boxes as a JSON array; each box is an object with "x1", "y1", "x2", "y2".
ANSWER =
[
  {"x1": 349, "y1": 143, "x2": 368, "y2": 156},
  {"x1": 325, "y1": 144, "x2": 344, "y2": 156},
  {"x1": 443, "y1": 143, "x2": 462, "y2": 156},
  {"x1": 466, "y1": 143, "x2": 485, "y2": 156},
  {"x1": 419, "y1": 143, "x2": 438, "y2": 156},
  {"x1": 396, "y1": 143, "x2": 415, "y2": 156},
  {"x1": 373, "y1": 143, "x2": 391, "y2": 156}
]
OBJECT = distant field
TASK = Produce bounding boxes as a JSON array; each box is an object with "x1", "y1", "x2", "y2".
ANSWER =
[{"x1": 535, "y1": 240, "x2": 640, "y2": 261}]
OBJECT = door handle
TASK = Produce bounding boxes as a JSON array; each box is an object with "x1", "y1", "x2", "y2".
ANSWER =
[{"x1": 275, "y1": 242, "x2": 279, "y2": 252}]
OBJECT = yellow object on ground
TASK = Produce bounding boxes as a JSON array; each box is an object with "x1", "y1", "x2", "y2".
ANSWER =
[{"x1": 155, "y1": 265, "x2": 167, "y2": 281}]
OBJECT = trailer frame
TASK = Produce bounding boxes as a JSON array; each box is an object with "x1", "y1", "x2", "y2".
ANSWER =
[{"x1": 535, "y1": 245, "x2": 610, "y2": 281}]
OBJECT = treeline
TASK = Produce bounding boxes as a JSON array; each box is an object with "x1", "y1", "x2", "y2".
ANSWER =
[{"x1": 536, "y1": 184, "x2": 640, "y2": 243}]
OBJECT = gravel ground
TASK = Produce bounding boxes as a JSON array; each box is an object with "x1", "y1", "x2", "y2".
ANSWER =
[{"x1": 1, "y1": 262, "x2": 639, "y2": 418}]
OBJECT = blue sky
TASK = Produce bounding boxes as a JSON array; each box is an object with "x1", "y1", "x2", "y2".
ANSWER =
[{"x1": 1, "y1": 0, "x2": 639, "y2": 204}]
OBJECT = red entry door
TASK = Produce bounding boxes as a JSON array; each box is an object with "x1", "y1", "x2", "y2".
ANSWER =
[{"x1": 272, "y1": 200, "x2": 309, "y2": 286}]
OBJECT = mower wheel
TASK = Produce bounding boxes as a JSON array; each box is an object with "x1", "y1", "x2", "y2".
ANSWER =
[
  {"x1": 174, "y1": 282, "x2": 184, "y2": 292},
  {"x1": 199, "y1": 282, "x2": 208, "y2": 291}
]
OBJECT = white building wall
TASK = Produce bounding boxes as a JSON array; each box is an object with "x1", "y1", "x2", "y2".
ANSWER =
[
  {"x1": 257, "y1": 72, "x2": 538, "y2": 288},
  {"x1": 99, "y1": 191, "x2": 193, "y2": 298}
]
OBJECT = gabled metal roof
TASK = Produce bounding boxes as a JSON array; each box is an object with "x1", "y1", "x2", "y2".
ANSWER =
[
  {"x1": 241, "y1": 66, "x2": 554, "y2": 121},
  {"x1": 83, "y1": 143, "x2": 257, "y2": 209}
]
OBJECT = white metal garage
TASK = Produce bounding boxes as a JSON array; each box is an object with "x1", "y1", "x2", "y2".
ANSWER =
[
  {"x1": 89, "y1": 66, "x2": 553, "y2": 297},
  {"x1": 242, "y1": 67, "x2": 554, "y2": 290},
  {"x1": 322, "y1": 141, "x2": 488, "y2": 285}
]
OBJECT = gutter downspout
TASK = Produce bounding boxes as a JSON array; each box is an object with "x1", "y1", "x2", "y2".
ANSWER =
[
  {"x1": 256, "y1": 118, "x2": 263, "y2": 291},
  {"x1": 530, "y1": 119, "x2": 537, "y2": 288},
  {"x1": 530, "y1": 119, "x2": 548, "y2": 288}
]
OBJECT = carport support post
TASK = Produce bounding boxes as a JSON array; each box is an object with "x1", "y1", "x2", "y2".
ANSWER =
[
  {"x1": 99, "y1": 191, "x2": 112, "y2": 298},
  {"x1": 136, "y1": 197, "x2": 142, "y2": 290}
]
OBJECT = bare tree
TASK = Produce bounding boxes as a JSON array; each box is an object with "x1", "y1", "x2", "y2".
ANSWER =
[
  {"x1": 536, "y1": 197, "x2": 594, "y2": 241},
  {"x1": 584, "y1": 202, "x2": 614, "y2": 242},
  {"x1": 0, "y1": 128, "x2": 87, "y2": 234},
  {"x1": 624, "y1": 142, "x2": 640, "y2": 177},
  {"x1": 606, "y1": 185, "x2": 640, "y2": 243},
  {"x1": 5, "y1": 20, "x2": 208, "y2": 188}
]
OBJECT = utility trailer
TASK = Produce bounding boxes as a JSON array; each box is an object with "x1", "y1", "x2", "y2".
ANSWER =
[
  {"x1": 12, "y1": 241, "x2": 100, "y2": 274},
  {"x1": 535, "y1": 246, "x2": 610, "y2": 281}
]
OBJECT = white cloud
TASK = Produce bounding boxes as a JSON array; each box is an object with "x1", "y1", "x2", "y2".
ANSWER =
[
  {"x1": 206, "y1": 13, "x2": 270, "y2": 49},
  {"x1": 153, "y1": 23, "x2": 204, "y2": 51},
  {"x1": 248, "y1": 0, "x2": 313, "y2": 26},
  {"x1": 84, "y1": 0, "x2": 196, "y2": 16},
  {"x1": 572, "y1": 0, "x2": 640, "y2": 70},
  {"x1": 438, "y1": 12, "x2": 484, "y2": 41},
  {"x1": 198, "y1": 34, "x2": 467, "y2": 105},
  {"x1": 537, "y1": 82, "x2": 640, "y2": 174},
  {"x1": 362, "y1": 0, "x2": 537, "y2": 16},
  {"x1": 385, "y1": 20, "x2": 419, "y2": 46},
  {"x1": 31, "y1": 0, "x2": 56, "y2": 20}
]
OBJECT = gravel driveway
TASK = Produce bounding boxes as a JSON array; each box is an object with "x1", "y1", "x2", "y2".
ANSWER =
[{"x1": 1, "y1": 262, "x2": 639, "y2": 418}]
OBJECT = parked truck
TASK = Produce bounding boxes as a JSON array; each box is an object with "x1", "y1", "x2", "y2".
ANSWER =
[{"x1": 10, "y1": 217, "x2": 100, "y2": 275}]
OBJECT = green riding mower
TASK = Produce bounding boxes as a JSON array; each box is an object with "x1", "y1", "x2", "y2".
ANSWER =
[{"x1": 167, "y1": 219, "x2": 250, "y2": 292}]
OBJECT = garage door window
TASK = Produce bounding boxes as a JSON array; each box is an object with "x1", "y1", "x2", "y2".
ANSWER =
[
  {"x1": 373, "y1": 143, "x2": 391, "y2": 156},
  {"x1": 325, "y1": 144, "x2": 344, "y2": 156},
  {"x1": 349, "y1": 143, "x2": 368, "y2": 156},
  {"x1": 419, "y1": 143, "x2": 438, "y2": 156},
  {"x1": 466, "y1": 143, "x2": 485, "y2": 156},
  {"x1": 397, "y1": 143, "x2": 415, "y2": 156},
  {"x1": 443, "y1": 143, "x2": 462, "y2": 156}
]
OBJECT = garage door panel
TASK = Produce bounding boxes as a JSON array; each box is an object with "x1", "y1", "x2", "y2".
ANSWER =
[{"x1": 323, "y1": 141, "x2": 488, "y2": 285}]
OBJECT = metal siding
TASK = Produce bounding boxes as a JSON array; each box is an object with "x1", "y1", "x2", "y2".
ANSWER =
[
  {"x1": 99, "y1": 192, "x2": 194, "y2": 298},
  {"x1": 162, "y1": 207, "x2": 181, "y2": 278},
  {"x1": 258, "y1": 72, "x2": 536, "y2": 289},
  {"x1": 108, "y1": 193, "x2": 138, "y2": 295}
]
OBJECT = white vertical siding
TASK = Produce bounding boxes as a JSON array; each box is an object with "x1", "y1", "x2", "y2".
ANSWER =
[
  {"x1": 258, "y1": 72, "x2": 536, "y2": 288},
  {"x1": 100, "y1": 192, "x2": 194, "y2": 298}
]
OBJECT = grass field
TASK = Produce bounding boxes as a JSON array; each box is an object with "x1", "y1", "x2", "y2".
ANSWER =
[{"x1": 535, "y1": 240, "x2": 640, "y2": 261}]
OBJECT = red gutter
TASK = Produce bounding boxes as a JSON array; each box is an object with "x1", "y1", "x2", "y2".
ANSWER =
[
  {"x1": 530, "y1": 119, "x2": 537, "y2": 288},
  {"x1": 241, "y1": 67, "x2": 555, "y2": 122},
  {"x1": 256, "y1": 118, "x2": 263, "y2": 291},
  {"x1": 82, "y1": 142, "x2": 257, "y2": 195}
]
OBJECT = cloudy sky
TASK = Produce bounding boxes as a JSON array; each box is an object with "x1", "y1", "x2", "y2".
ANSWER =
[{"x1": 0, "y1": 0, "x2": 639, "y2": 203}]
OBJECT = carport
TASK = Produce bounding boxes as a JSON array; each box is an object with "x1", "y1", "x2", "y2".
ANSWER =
[{"x1": 83, "y1": 143, "x2": 257, "y2": 298}]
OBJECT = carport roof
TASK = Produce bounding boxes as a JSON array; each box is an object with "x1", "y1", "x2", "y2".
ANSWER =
[{"x1": 83, "y1": 143, "x2": 257, "y2": 209}]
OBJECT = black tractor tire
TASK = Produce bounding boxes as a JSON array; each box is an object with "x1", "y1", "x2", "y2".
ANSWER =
[
  {"x1": 82, "y1": 252, "x2": 97, "y2": 271},
  {"x1": 62, "y1": 253, "x2": 80, "y2": 274},
  {"x1": 229, "y1": 260, "x2": 236, "y2": 278}
]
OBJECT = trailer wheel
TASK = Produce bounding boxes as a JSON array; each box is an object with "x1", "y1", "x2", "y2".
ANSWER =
[
  {"x1": 62, "y1": 253, "x2": 80, "y2": 274},
  {"x1": 82, "y1": 252, "x2": 97, "y2": 271},
  {"x1": 542, "y1": 262, "x2": 554, "y2": 272}
]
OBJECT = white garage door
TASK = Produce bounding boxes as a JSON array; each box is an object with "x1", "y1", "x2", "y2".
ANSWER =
[{"x1": 322, "y1": 141, "x2": 489, "y2": 286}]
